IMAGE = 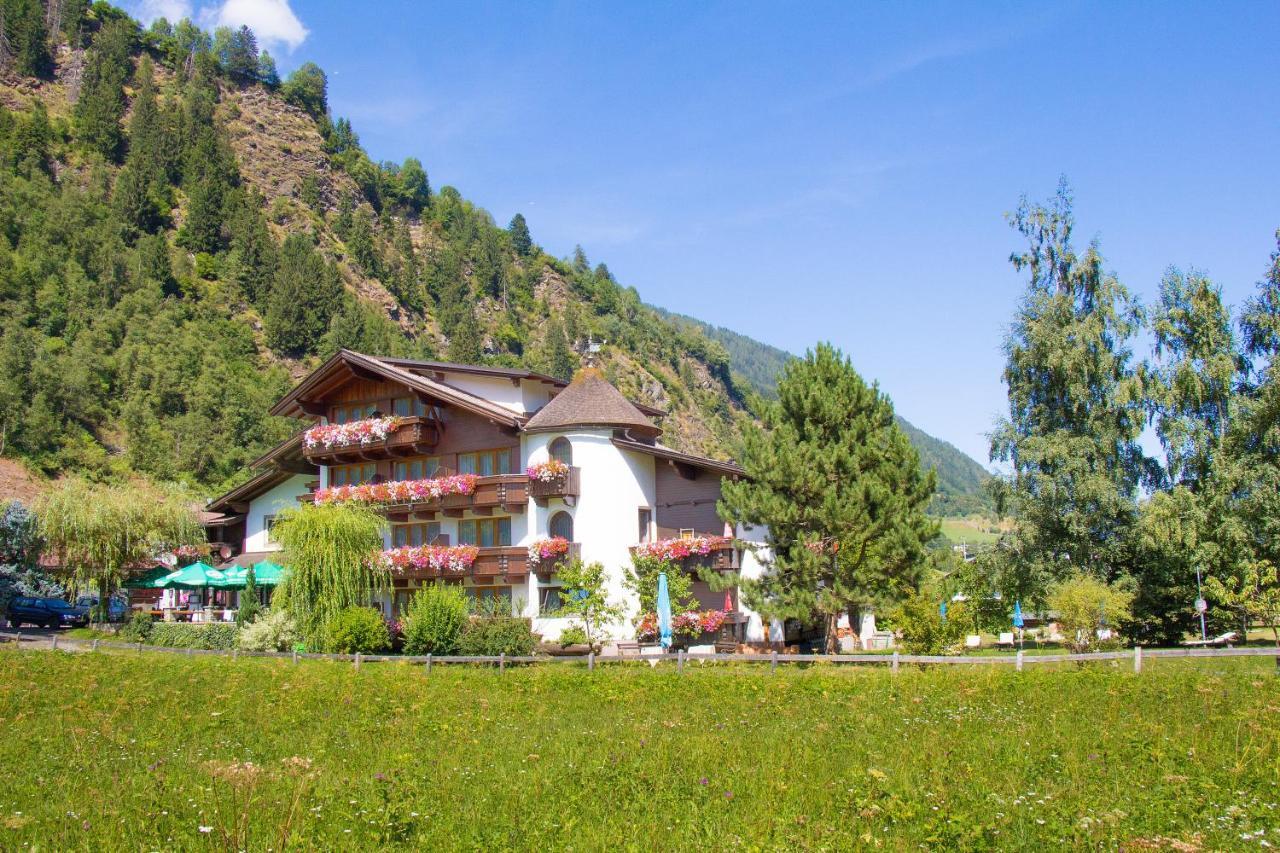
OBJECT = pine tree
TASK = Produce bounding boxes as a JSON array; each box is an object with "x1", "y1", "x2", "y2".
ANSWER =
[
  {"x1": 508, "y1": 213, "x2": 531, "y2": 256},
  {"x1": 73, "y1": 17, "x2": 134, "y2": 160},
  {"x1": 2, "y1": 0, "x2": 52, "y2": 78},
  {"x1": 265, "y1": 234, "x2": 342, "y2": 356},
  {"x1": 571, "y1": 244, "x2": 589, "y2": 274},
  {"x1": 989, "y1": 181, "x2": 1148, "y2": 602},
  {"x1": 175, "y1": 178, "x2": 223, "y2": 254},
  {"x1": 347, "y1": 206, "x2": 380, "y2": 277},
  {"x1": 547, "y1": 319, "x2": 575, "y2": 381},
  {"x1": 447, "y1": 305, "x2": 484, "y2": 364},
  {"x1": 281, "y1": 62, "x2": 327, "y2": 117},
  {"x1": 226, "y1": 189, "x2": 278, "y2": 305},
  {"x1": 397, "y1": 157, "x2": 430, "y2": 212},
  {"x1": 721, "y1": 343, "x2": 938, "y2": 651},
  {"x1": 256, "y1": 50, "x2": 279, "y2": 87}
]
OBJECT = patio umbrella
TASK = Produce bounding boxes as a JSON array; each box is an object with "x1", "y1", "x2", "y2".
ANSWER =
[
  {"x1": 1012, "y1": 600, "x2": 1025, "y2": 629},
  {"x1": 162, "y1": 562, "x2": 229, "y2": 588},
  {"x1": 656, "y1": 572, "x2": 673, "y2": 649},
  {"x1": 723, "y1": 588, "x2": 733, "y2": 613},
  {"x1": 222, "y1": 561, "x2": 288, "y2": 587},
  {"x1": 939, "y1": 599, "x2": 948, "y2": 621},
  {"x1": 123, "y1": 565, "x2": 180, "y2": 589}
]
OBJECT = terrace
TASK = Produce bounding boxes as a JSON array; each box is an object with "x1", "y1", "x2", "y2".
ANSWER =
[{"x1": 301, "y1": 415, "x2": 442, "y2": 464}]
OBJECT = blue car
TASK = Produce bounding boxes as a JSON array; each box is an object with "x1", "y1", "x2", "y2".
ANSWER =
[
  {"x1": 76, "y1": 595, "x2": 129, "y2": 622},
  {"x1": 6, "y1": 597, "x2": 90, "y2": 629}
]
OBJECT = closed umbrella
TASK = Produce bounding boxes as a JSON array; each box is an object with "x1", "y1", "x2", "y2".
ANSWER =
[
  {"x1": 1013, "y1": 600, "x2": 1025, "y2": 649},
  {"x1": 939, "y1": 599, "x2": 948, "y2": 621},
  {"x1": 656, "y1": 572, "x2": 673, "y2": 650}
]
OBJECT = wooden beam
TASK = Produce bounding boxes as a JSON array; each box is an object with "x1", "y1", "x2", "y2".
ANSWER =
[
  {"x1": 348, "y1": 364, "x2": 383, "y2": 382},
  {"x1": 297, "y1": 399, "x2": 328, "y2": 417},
  {"x1": 411, "y1": 511, "x2": 437, "y2": 521},
  {"x1": 443, "y1": 509, "x2": 465, "y2": 518}
]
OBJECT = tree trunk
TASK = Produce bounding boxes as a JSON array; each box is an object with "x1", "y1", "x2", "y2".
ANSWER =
[{"x1": 823, "y1": 611, "x2": 840, "y2": 654}]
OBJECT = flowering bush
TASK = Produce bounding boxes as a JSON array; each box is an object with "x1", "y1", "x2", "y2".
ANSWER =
[
  {"x1": 526, "y1": 459, "x2": 570, "y2": 482},
  {"x1": 635, "y1": 609, "x2": 728, "y2": 640},
  {"x1": 528, "y1": 536, "x2": 571, "y2": 567},
  {"x1": 314, "y1": 474, "x2": 478, "y2": 506},
  {"x1": 380, "y1": 544, "x2": 480, "y2": 575},
  {"x1": 303, "y1": 416, "x2": 402, "y2": 450},
  {"x1": 632, "y1": 536, "x2": 732, "y2": 561}
]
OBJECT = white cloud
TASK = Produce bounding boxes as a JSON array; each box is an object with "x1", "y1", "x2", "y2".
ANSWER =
[
  {"x1": 127, "y1": 0, "x2": 194, "y2": 24},
  {"x1": 201, "y1": 0, "x2": 309, "y2": 52}
]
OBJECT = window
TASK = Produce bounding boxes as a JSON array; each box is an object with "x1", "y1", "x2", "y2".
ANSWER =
[
  {"x1": 391, "y1": 522, "x2": 441, "y2": 547},
  {"x1": 467, "y1": 585, "x2": 512, "y2": 612},
  {"x1": 549, "y1": 511, "x2": 574, "y2": 541},
  {"x1": 638, "y1": 508, "x2": 652, "y2": 543},
  {"x1": 539, "y1": 586, "x2": 564, "y2": 614},
  {"x1": 332, "y1": 403, "x2": 377, "y2": 424},
  {"x1": 330, "y1": 463, "x2": 377, "y2": 487},
  {"x1": 264, "y1": 515, "x2": 278, "y2": 545},
  {"x1": 457, "y1": 449, "x2": 512, "y2": 476},
  {"x1": 458, "y1": 517, "x2": 512, "y2": 547},
  {"x1": 549, "y1": 436, "x2": 573, "y2": 466},
  {"x1": 679, "y1": 528, "x2": 695, "y2": 540},
  {"x1": 392, "y1": 457, "x2": 440, "y2": 481},
  {"x1": 392, "y1": 396, "x2": 427, "y2": 417}
]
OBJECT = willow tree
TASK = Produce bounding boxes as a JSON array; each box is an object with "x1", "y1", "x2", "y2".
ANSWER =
[
  {"x1": 37, "y1": 478, "x2": 202, "y2": 620},
  {"x1": 720, "y1": 343, "x2": 938, "y2": 651},
  {"x1": 271, "y1": 503, "x2": 387, "y2": 647}
]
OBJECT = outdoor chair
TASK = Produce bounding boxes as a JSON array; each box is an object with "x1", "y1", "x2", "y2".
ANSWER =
[
  {"x1": 1181, "y1": 631, "x2": 1238, "y2": 647},
  {"x1": 996, "y1": 632, "x2": 1016, "y2": 648},
  {"x1": 965, "y1": 634, "x2": 982, "y2": 649}
]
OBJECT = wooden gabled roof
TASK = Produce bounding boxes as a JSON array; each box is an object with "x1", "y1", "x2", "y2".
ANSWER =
[
  {"x1": 611, "y1": 436, "x2": 745, "y2": 478},
  {"x1": 524, "y1": 367, "x2": 661, "y2": 438},
  {"x1": 269, "y1": 350, "x2": 524, "y2": 427}
]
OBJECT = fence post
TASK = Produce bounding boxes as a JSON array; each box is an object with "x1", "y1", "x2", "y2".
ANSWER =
[
  {"x1": 1016, "y1": 650, "x2": 1024, "y2": 672},
  {"x1": 186, "y1": 647, "x2": 194, "y2": 656},
  {"x1": 891, "y1": 650, "x2": 899, "y2": 674},
  {"x1": 51, "y1": 635, "x2": 58, "y2": 651},
  {"x1": 588, "y1": 650, "x2": 595, "y2": 671},
  {"x1": 292, "y1": 649, "x2": 298, "y2": 664},
  {"x1": 354, "y1": 652, "x2": 361, "y2": 670},
  {"x1": 499, "y1": 652, "x2": 505, "y2": 673},
  {"x1": 91, "y1": 639, "x2": 99, "y2": 652},
  {"x1": 426, "y1": 653, "x2": 432, "y2": 674},
  {"x1": 1133, "y1": 645, "x2": 1142, "y2": 674},
  {"x1": 770, "y1": 649, "x2": 778, "y2": 674},
  {"x1": 232, "y1": 648, "x2": 238, "y2": 661},
  {"x1": 137, "y1": 641, "x2": 143, "y2": 654},
  {"x1": 678, "y1": 649, "x2": 684, "y2": 674}
]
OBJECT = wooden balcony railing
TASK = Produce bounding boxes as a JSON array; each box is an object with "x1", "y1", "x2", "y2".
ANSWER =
[
  {"x1": 300, "y1": 474, "x2": 530, "y2": 517},
  {"x1": 302, "y1": 415, "x2": 442, "y2": 463},
  {"x1": 532, "y1": 542, "x2": 581, "y2": 580},
  {"x1": 529, "y1": 467, "x2": 581, "y2": 505},
  {"x1": 630, "y1": 537, "x2": 739, "y2": 571}
]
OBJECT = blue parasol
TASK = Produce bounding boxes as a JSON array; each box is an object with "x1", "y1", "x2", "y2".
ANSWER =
[
  {"x1": 656, "y1": 572, "x2": 673, "y2": 649},
  {"x1": 1012, "y1": 600, "x2": 1024, "y2": 629},
  {"x1": 939, "y1": 599, "x2": 947, "y2": 621}
]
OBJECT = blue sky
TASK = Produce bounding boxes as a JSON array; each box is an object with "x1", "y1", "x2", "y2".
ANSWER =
[{"x1": 133, "y1": 1, "x2": 1280, "y2": 465}]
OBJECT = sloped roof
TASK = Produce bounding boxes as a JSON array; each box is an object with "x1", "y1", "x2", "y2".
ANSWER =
[
  {"x1": 524, "y1": 367, "x2": 661, "y2": 437},
  {"x1": 611, "y1": 437, "x2": 744, "y2": 477}
]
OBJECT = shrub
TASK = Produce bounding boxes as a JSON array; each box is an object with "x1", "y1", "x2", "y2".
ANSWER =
[
  {"x1": 892, "y1": 591, "x2": 968, "y2": 655},
  {"x1": 458, "y1": 617, "x2": 536, "y2": 657},
  {"x1": 558, "y1": 625, "x2": 588, "y2": 647},
  {"x1": 1048, "y1": 573, "x2": 1135, "y2": 653},
  {"x1": 324, "y1": 606, "x2": 391, "y2": 654},
  {"x1": 119, "y1": 611, "x2": 154, "y2": 643},
  {"x1": 148, "y1": 623, "x2": 238, "y2": 650},
  {"x1": 402, "y1": 584, "x2": 468, "y2": 655},
  {"x1": 237, "y1": 610, "x2": 298, "y2": 652}
]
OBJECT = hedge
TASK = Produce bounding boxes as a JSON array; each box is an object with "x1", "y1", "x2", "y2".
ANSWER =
[{"x1": 147, "y1": 623, "x2": 238, "y2": 650}]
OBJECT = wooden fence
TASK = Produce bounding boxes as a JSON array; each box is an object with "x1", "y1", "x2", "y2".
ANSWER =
[{"x1": 3, "y1": 631, "x2": 1278, "y2": 674}]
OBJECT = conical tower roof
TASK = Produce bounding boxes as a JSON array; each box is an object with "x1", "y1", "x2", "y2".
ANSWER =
[{"x1": 524, "y1": 367, "x2": 661, "y2": 438}]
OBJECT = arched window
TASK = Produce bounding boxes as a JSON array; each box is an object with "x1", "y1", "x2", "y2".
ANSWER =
[
  {"x1": 549, "y1": 510, "x2": 574, "y2": 542},
  {"x1": 549, "y1": 436, "x2": 573, "y2": 467}
]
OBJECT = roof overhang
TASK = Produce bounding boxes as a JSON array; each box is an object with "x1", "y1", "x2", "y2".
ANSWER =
[
  {"x1": 269, "y1": 350, "x2": 524, "y2": 429},
  {"x1": 611, "y1": 437, "x2": 745, "y2": 478},
  {"x1": 206, "y1": 468, "x2": 298, "y2": 514}
]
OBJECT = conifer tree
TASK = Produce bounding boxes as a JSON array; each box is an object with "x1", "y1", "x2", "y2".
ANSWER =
[
  {"x1": 508, "y1": 212, "x2": 531, "y2": 256},
  {"x1": 720, "y1": 343, "x2": 938, "y2": 651},
  {"x1": 347, "y1": 206, "x2": 380, "y2": 277},
  {"x1": 73, "y1": 17, "x2": 134, "y2": 160},
  {"x1": 266, "y1": 233, "x2": 342, "y2": 356},
  {"x1": 256, "y1": 50, "x2": 279, "y2": 87},
  {"x1": 281, "y1": 61, "x2": 327, "y2": 117},
  {"x1": 447, "y1": 305, "x2": 484, "y2": 364},
  {"x1": 3, "y1": 0, "x2": 52, "y2": 77},
  {"x1": 226, "y1": 189, "x2": 277, "y2": 305},
  {"x1": 547, "y1": 319, "x2": 575, "y2": 382}
]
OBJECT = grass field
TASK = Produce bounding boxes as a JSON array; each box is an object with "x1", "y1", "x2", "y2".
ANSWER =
[
  {"x1": 1, "y1": 650, "x2": 1278, "y2": 850},
  {"x1": 938, "y1": 516, "x2": 1005, "y2": 546}
]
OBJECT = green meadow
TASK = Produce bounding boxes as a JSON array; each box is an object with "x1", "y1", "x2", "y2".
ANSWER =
[{"x1": 1, "y1": 649, "x2": 1277, "y2": 850}]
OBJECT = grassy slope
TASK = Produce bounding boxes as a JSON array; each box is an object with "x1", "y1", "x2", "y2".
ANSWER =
[{"x1": 1, "y1": 649, "x2": 1276, "y2": 849}]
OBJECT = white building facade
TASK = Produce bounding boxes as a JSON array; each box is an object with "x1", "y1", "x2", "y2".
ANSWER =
[{"x1": 205, "y1": 351, "x2": 774, "y2": 646}]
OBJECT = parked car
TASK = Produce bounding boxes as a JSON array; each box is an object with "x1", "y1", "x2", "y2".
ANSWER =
[
  {"x1": 75, "y1": 595, "x2": 129, "y2": 622},
  {"x1": 6, "y1": 597, "x2": 90, "y2": 629}
]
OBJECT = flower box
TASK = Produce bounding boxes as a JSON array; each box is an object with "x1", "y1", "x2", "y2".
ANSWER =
[
  {"x1": 631, "y1": 536, "x2": 736, "y2": 568},
  {"x1": 314, "y1": 474, "x2": 478, "y2": 506},
  {"x1": 380, "y1": 544, "x2": 479, "y2": 576},
  {"x1": 304, "y1": 416, "x2": 402, "y2": 451}
]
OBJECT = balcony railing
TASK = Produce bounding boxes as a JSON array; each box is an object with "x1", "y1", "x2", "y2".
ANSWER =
[
  {"x1": 302, "y1": 415, "x2": 441, "y2": 463},
  {"x1": 529, "y1": 466, "x2": 580, "y2": 505},
  {"x1": 301, "y1": 474, "x2": 530, "y2": 517},
  {"x1": 630, "y1": 536, "x2": 738, "y2": 571},
  {"x1": 530, "y1": 541, "x2": 580, "y2": 580},
  {"x1": 381, "y1": 543, "x2": 529, "y2": 581}
]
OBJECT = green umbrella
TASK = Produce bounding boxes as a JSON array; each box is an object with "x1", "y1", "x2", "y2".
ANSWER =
[
  {"x1": 162, "y1": 561, "x2": 228, "y2": 588},
  {"x1": 123, "y1": 565, "x2": 180, "y2": 589},
  {"x1": 222, "y1": 561, "x2": 288, "y2": 587}
]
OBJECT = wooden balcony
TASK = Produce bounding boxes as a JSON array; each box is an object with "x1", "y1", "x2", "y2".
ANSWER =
[
  {"x1": 302, "y1": 474, "x2": 530, "y2": 517},
  {"x1": 533, "y1": 542, "x2": 581, "y2": 580},
  {"x1": 387, "y1": 545, "x2": 528, "y2": 582},
  {"x1": 630, "y1": 537, "x2": 739, "y2": 571},
  {"x1": 301, "y1": 415, "x2": 441, "y2": 464},
  {"x1": 529, "y1": 467, "x2": 581, "y2": 506}
]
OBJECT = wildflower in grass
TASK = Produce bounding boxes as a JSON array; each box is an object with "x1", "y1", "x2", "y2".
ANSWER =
[
  {"x1": 699, "y1": 777, "x2": 709, "y2": 786},
  {"x1": 198, "y1": 826, "x2": 212, "y2": 833}
]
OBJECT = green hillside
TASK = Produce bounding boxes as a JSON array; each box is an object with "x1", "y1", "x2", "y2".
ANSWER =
[{"x1": 661, "y1": 311, "x2": 995, "y2": 514}]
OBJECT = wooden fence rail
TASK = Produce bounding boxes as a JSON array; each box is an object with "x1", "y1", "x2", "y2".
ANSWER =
[{"x1": 3, "y1": 631, "x2": 1278, "y2": 673}]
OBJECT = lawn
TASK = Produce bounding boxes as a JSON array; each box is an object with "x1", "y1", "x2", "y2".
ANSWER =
[
  {"x1": 1, "y1": 650, "x2": 1277, "y2": 850},
  {"x1": 937, "y1": 516, "x2": 1004, "y2": 546}
]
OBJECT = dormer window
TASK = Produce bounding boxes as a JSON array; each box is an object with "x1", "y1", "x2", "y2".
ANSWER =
[{"x1": 392, "y1": 397, "x2": 427, "y2": 417}]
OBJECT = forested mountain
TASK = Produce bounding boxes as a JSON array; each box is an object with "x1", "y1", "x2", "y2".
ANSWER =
[
  {"x1": 0, "y1": 1, "x2": 987, "y2": 514},
  {"x1": 661, "y1": 310, "x2": 995, "y2": 514}
]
